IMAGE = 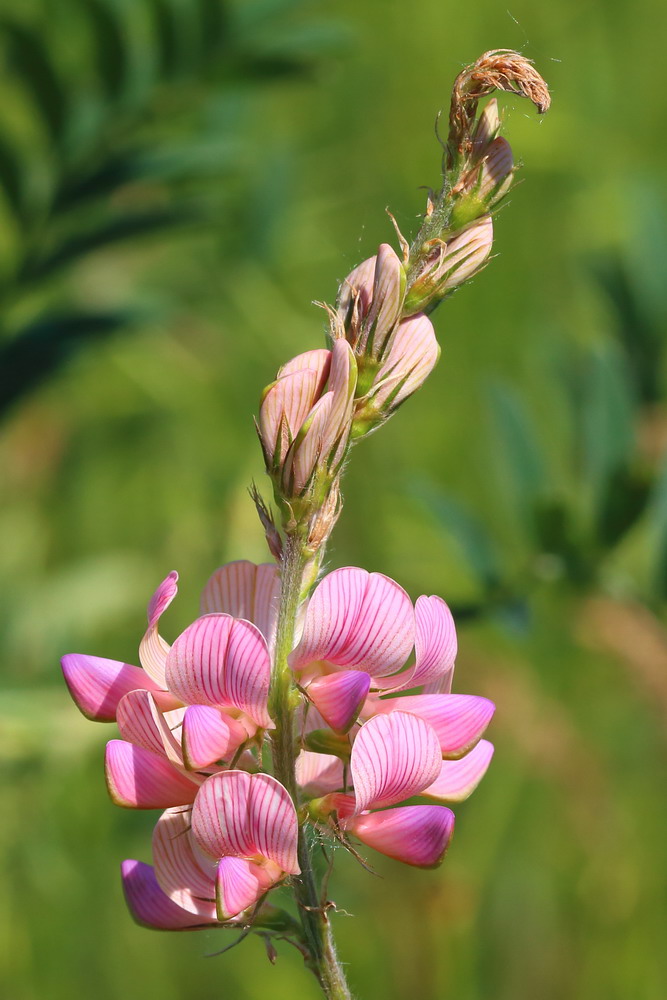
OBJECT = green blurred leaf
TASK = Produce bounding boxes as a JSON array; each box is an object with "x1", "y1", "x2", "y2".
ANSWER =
[
  {"x1": 80, "y1": 0, "x2": 128, "y2": 100},
  {"x1": 0, "y1": 127, "x2": 27, "y2": 220},
  {"x1": 487, "y1": 380, "x2": 545, "y2": 514},
  {"x1": 1, "y1": 18, "x2": 69, "y2": 146}
]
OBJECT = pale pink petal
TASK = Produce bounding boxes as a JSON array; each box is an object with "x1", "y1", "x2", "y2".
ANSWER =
[
  {"x1": 440, "y1": 216, "x2": 493, "y2": 289},
  {"x1": 116, "y1": 690, "x2": 183, "y2": 767},
  {"x1": 192, "y1": 771, "x2": 299, "y2": 874},
  {"x1": 295, "y1": 751, "x2": 345, "y2": 796},
  {"x1": 279, "y1": 349, "x2": 331, "y2": 389},
  {"x1": 371, "y1": 694, "x2": 495, "y2": 757},
  {"x1": 421, "y1": 740, "x2": 494, "y2": 802},
  {"x1": 306, "y1": 671, "x2": 371, "y2": 734},
  {"x1": 346, "y1": 805, "x2": 455, "y2": 868},
  {"x1": 216, "y1": 856, "x2": 279, "y2": 921},
  {"x1": 121, "y1": 860, "x2": 219, "y2": 929},
  {"x1": 287, "y1": 392, "x2": 334, "y2": 494},
  {"x1": 61, "y1": 653, "x2": 162, "y2": 722},
  {"x1": 152, "y1": 807, "x2": 217, "y2": 912},
  {"x1": 321, "y1": 339, "x2": 356, "y2": 460},
  {"x1": 105, "y1": 740, "x2": 198, "y2": 809},
  {"x1": 289, "y1": 567, "x2": 414, "y2": 678},
  {"x1": 165, "y1": 614, "x2": 272, "y2": 729},
  {"x1": 200, "y1": 561, "x2": 280, "y2": 649},
  {"x1": 181, "y1": 705, "x2": 247, "y2": 769},
  {"x1": 337, "y1": 255, "x2": 376, "y2": 329},
  {"x1": 259, "y1": 369, "x2": 322, "y2": 466},
  {"x1": 139, "y1": 572, "x2": 179, "y2": 688},
  {"x1": 479, "y1": 137, "x2": 513, "y2": 200},
  {"x1": 350, "y1": 712, "x2": 442, "y2": 812},
  {"x1": 362, "y1": 243, "x2": 405, "y2": 357},
  {"x1": 371, "y1": 314, "x2": 439, "y2": 410}
]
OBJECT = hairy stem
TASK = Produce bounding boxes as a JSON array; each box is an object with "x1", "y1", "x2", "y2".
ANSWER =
[{"x1": 269, "y1": 533, "x2": 353, "y2": 1000}]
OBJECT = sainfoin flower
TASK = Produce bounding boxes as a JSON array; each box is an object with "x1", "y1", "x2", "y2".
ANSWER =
[{"x1": 62, "y1": 558, "x2": 493, "y2": 929}]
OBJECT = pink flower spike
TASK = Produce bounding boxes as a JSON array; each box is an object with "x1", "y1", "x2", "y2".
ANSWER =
[
  {"x1": 422, "y1": 740, "x2": 494, "y2": 802},
  {"x1": 181, "y1": 705, "x2": 248, "y2": 770},
  {"x1": 105, "y1": 740, "x2": 198, "y2": 809},
  {"x1": 289, "y1": 567, "x2": 414, "y2": 679},
  {"x1": 216, "y1": 856, "x2": 279, "y2": 921},
  {"x1": 121, "y1": 860, "x2": 219, "y2": 930},
  {"x1": 350, "y1": 712, "x2": 442, "y2": 812},
  {"x1": 165, "y1": 614, "x2": 272, "y2": 729},
  {"x1": 306, "y1": 671, "x2": 371, "y2": 734},
  {"x1": 192, "y1": 770, "x2": 300, "y2": 876},
  {"x1": 295, "y1": 751, "x2": 345, "y2": 796},
  {"x1": 116, "y1": 690, "x2": 183, "y2": 768},
  {"x1": 152, "y1": 807, "x2": 217, "y2": 914},
  {"x1": 61, "y1": 653, "x2": 163, "y2": 722},
  {"x1": 372, "y1": 694, "x2": 495, "y2": 758},
  {"x1": 200, "y1": 561, "x2": 280, "y2": 651},
  {"x1": 347, "y1": 805, "x2": 455, "y2": 868},
  {"x1": 139, "y1": 571, "x2": 179, "y2": 688}
]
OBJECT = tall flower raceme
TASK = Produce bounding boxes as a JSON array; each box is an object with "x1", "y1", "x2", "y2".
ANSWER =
[{"x1": 62, "y1": 50, "x2": 549, "y2": 1000}]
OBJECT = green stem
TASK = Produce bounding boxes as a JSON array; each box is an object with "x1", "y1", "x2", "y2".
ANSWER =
[{"x1": 269, "y1": 533, "x2": 354, "y2": 1000}]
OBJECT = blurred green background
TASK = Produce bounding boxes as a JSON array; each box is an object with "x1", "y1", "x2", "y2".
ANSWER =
[{"x1": 1, "y1": 1, "x2": 666, "y2": 998}]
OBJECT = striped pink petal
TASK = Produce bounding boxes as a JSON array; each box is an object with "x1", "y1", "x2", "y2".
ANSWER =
[
  {"x1": 200, "y1": 561, "x2": 280, "y2": 649},
  {"x1": 350, "y1": 712, "x2": 442, "y2": 812},
  {"x1": 259, "y1": 369, "x2": 322, "y2": 466},
  {"x1": 279, "y1": 349, "x2": 331, "y2": 389},
  {"x1": 306, "y1": 671, "x2": 371, "y2": 734},
  {"x1": 121, "y1": 860, "x2": 219, "y2": 930},
  {"x1": 165, "y1": 614, "x2": 272, "y2": 729},
  {"x1": 371, "y1": 314, "x2": 439, "y2": 411},
  {"x1": 192, "y1": 771, "x2": 299, "y2": 875},
  {"x1": 295, "y1": 751, "x2": 345, "y2": 796},
  {"x1": 152, "y1": 807, "x2": 217, "y2": 913},
  {"x1": 397, "y1": 595, "x2": 457, "y2": 690},
  {"x1": 289, "y1": 567, "x2": 414, "y2": 678},
  {"x1": 117, "y1": 690, "x2": 183, "y2": 767},
  {"x1": 105, "y1": 740, "x2": 198, "y2": 809},
  {"x1": 181, "y1": 705, "x2": 248, "y2": 769},
  {"x1": 371, "y1": 694, "x2": 495, "y2": 758},
  {"x1": 140, "y1": 572, "x2": 178, "y2": 688},
  {"x1": 61, "y1": 653, "x2": 163, "y2": 722},
  {"x1": 321, "y1": 339, "x2": 356, "y2": 459},
  {"x1": 347, "y1": 805, "x2": 455, "y2": 868},
  {"x1": 421, "y1": 740, "x2": 494, "y2": 802},
  {"x1": 288, "y1": 392, "x2": 334, "y2": 494},
  {"x1": 216, "y1": 856, "x2": 279, "y2": 921},
  {"x1": 362, "y1": 243, "x2": 405, "y2": 358},
  {"x1": 337, "y1": 255, "x2": 376, "y2": 331}
]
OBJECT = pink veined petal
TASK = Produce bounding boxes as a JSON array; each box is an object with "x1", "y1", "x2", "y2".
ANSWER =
[
  {"x1": 306, "y1": 671, "x2": 371, "y2": 734},
  {"x1": 259, "y1": 369, "x2": 322, "y2": 465},
  {"x1": 321, "y1": 339, "x2": 356, "y2": 460},
  {"x1": 295, "y1": 751, "x2": 345, "y2": 796},
  {"x1": 337, "y1": 255, "x2": 376, "y2": 329},
  {"x1": 422, "y1": 673, "x2": 454, "y2": 695},
  {"x1": 350, "y1": 712, "x2": 442, "y2": 813},
  {"x1": 287, "y1": 392, "x2": 334, "y2": 494},
  {"x1": 139, "y1": 572, "x2": 178, "y2": 688},
  {"x1": 421, "y1": 740, "x2": 494, "y2": 802},
  {"x1": 363, "y1": 243, "x2": 405, "y2": 357},
  {"x1": 289, "y1": 567, "x2": 415, "y2": 679},
  {"x1": 346, "y1": 805, "x2": 455, "y2": 868},
  {"x1": 61, "y1": 653, "x2": 163, "y2": 722},
  {"x1": 165, "y1": 614, "x2": 272, "y2": 729},
  {"x1": 371, "y1": 313, "x2": 439, "y2": 410},
  {"x1": 121, "y1": 860, "x2": 219, "y2": 930},
  {"x1": 200, "y1": 561, "x2": 280, "y2": 650},
  {"x1": 152, "y1": 807, "x2": 217, "y2": 912},
  {"x1": 279, "y1": 349, "x2": 331, "y2": 389},
  {"x1": 390, "y1": 595, "x2": 457, "y2": 691},
  {"x1": 181, "y1": 705, "x2": 248, "y2": 770},
  {"x1": 116, "y1": 690, "x2": 184, "y2": 768},
  {"x1": 216, "y1": 856, "x2": 280, "y2": 921},
  {"x1": 105, "y1": 740, "x2": 198, "y2": 809},
  {"x1": 372, "y1": 694, "x2": 495, "y2": 758},
  {"x1": 191, "y1": 771, "x2": 300, "y2": 875}
]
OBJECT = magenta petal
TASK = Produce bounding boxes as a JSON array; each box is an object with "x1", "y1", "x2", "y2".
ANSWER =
[
  {"x1": 422, "y1": 740, "x2": 494, "y2": 802},
  {"x1": 147, "y1": 571, "x2": 179, "y2": 629},
  {"x1": 295, "y1": 751, "x2": 345, "y2": 796},
  {"x1": 140, "y1": 572, "x2": 179, "y2": 688},
  {"x1": 374, "y1": 694, "x2": 495, "y2": 757},
  {"x1": 182, "y1": 706, "x2": 247, "y2": 769},
  {"x1": 121, "y1": 860, "x2": 219, "y2": 930},
  {"x1": 290, "y1": 567, "x2": 414, "y2": 678},
  {"x1": 105, "y1": 740, "x2": 198, "y2": 809},
  {"x1": 192, "y1": 771, "x2": 299, "y2": 874},
  {"x1": 347, "y1": 805, "x2": 455, "y2": 868},
  {"x1": 116, "y1": 690, "x2": 183, "y2": 767},
  {"x1": 165, "y1": 614, "x2": 272, "y2": 729},
  {"x1": 200, "y1": 561, "x2": 280, "y2": 649},
  {"x1": 410, "y1": 595, "x2": 457, "y2": 687},
  {"x1": 307, "y1": 672, "x2": 371, "y2": 734},
  {"x1": 216, "y1": 856, "x2": 278, "y2": 921},
  {"x1": 152, "y1": 807, "x2": 217, "y2": 912},
  {"x1": 350, "y1": 712, "x2": 442, "y2": 812},
  {"x1": 61, "y1": 653, "x2": 162, "y2": 722}
]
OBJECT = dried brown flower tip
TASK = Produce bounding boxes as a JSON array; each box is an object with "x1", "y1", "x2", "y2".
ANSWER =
[{"x1": 448, "y1": 49, "x2": 550, "y2": 159}]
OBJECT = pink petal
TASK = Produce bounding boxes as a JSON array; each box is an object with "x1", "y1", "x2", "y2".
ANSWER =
[
  {"x1": 152, "y1": 807, "x2": 217, "y2": 912},
  {"x1": 288, "y1": 392, "x2": 334, "y2": 494},
  {"x1": 61, "y1": 653, "x2": 162, "y2": 722},
  {"x1": 192, "y1": 771, "x2": 299, "y2": 874},
  {"x1": 216, "y1": 856, "x2": 279, "y2": 921},
  {"x1": 371, "y1": 314, "x2": 439, "y2": 410},
  {"x1": 279, "y1": 349, "x2": 331, "y2": 389},
  {"x1": 321, "y1": 339, "x2": 356, "y2": 459},
  {"x1": 362, "y1": 243, "x2": 405, "y2": 357},
  {"x1": 295, "y1": 751, "x2": 345, "y2": 796},
  {"x1": 306, "y1": 671, "x2": 371, "y2": 734},
  {"x1": 139, "y1": 572, "x2": 179, "y2": 688},
  {"x1": 181, "y1": 705, "x2": 248, "y2": 769},
  {"x1": 259, "y1": 369, "x2": 322, "y2": 466},
  {"x1": 121, "y1": 859, "x2": 219, "y2": 930},
  {"x1": 116, "y1": 690, "x2": 183, "y2": 767},
  {"x1": 372, "y1": 694, "x2": 495, "y2": 758},
  {"x1": 289, "y1": 567, "x2": 414, "y2": 679},
  {"x1": 350, "y1": 712, "x2": 442, "y2": 812},
  {"x1": 147, "y1": 571, "x2": 179, "y2": 629},
  {"x1": 165, "y1": 614, "x2": 272, "y2": 729},
  {"x1": 200, "y1": 561, "x2": 280, "y2": 650},
  {"x1": 399, "y1": 595, "x2": 457, "y2": 690},
  {"x1": 422, "y1": 740, "x2": 494, "y2": 802},
  {"x1": 347, "y1": 805, "x2": 455, "y2": 868},
  {"x1": 337, "y1": 255, "x2": 376, "y2": 329},
  {"x1": 105, "y1": 740, "x2": 198, "y2": 809}
]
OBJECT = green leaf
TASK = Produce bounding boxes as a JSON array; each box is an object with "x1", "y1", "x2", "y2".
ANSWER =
[
  {"x1": 0, "y1": 128, "x2": 27, "y2": 220},
  {"x1": 486, "y1": 380, "x2": 545, "y2": 510},
  {"x1": 1, "y1": 19, "x2": 69, "y2": 146},
  {"x1": 80, "y1": 0, "x2": 128, "y2": 100}
]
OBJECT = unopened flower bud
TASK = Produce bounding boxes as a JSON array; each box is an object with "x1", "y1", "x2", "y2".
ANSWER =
[
  {"x1": 472, "y1": 98, "x2": 500, "y2": 158},
  {"x1": 404, "y1": 215, "x2": 493, "y2": 315},
  {"x1": 304, "y1": 728, "x2": 352, "y2": 759},
  {"x1": 450, "y1": 137, "x2": 514, "y2": 230},
  {"x1": 336, "y1": 244, "x2": 406, "y2": 362}
]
